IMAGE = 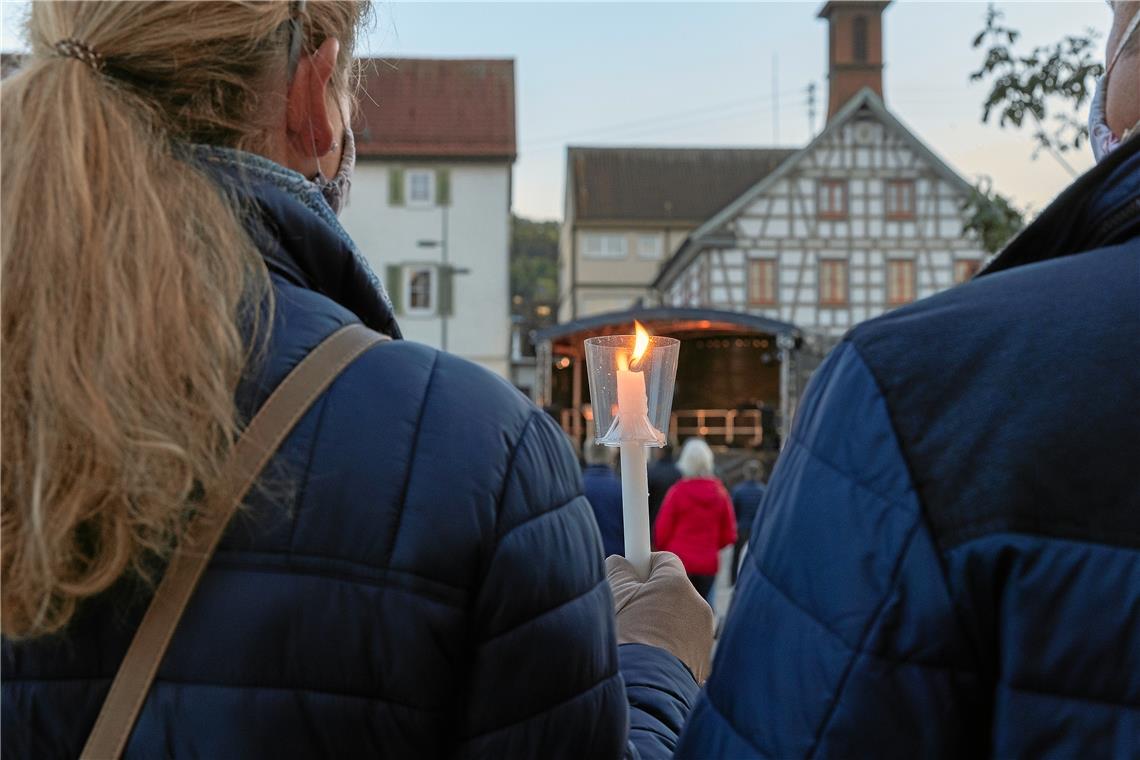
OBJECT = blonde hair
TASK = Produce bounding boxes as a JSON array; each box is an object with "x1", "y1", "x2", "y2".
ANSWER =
[
  {"x1": 677, "y1": 438, "x2": 716, "y2": 479},
  {"x1": 1, "y1": 1, "x2": 369, "y2": 639}
]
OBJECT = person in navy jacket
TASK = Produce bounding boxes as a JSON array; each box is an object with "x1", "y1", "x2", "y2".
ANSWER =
[
  {"x1": 728, "y1": 460, "x2": 766, "y2": 584},
  {"x1": 582, "y1": 442, "x2": 626, "y2": 558},
  {"x1": 0, "y1": 3, "x2": 712, "y2": 758},
  {"x1": 677, "y1": 6, "x2": 1140, "y2": 756}
]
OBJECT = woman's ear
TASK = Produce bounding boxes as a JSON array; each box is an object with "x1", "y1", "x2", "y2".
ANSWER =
[{"x1": 285, "y1": 37, "x2": 341, "y2": 164}]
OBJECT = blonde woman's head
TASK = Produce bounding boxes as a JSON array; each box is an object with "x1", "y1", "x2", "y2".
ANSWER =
[
  {"x1": 677, "y1": 438, "x2": 717, "y2": 479},
  {"x1": 1, "y1": 1, "x2": 370, "y2": 639}
]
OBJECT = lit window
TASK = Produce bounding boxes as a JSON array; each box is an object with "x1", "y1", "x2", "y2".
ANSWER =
[
  {"x1": 955, "y1": 259, "x2": 982, "y2": 284},
  {"x1": 406, "y1": 170, "x2": 434, "y2": 207},
  {"x1": 887, "y1": 259, "x2": 915, "y2": 304},
  {"x1": 582, "y1": 233, "x2": 628, "y2": 259},
  {"x1": 404, "y1": 266, "x2": 435, "y2": 314},
  {"x1": 818, "y1": 180, "x2": 848, "y2": 220},
  {"x1": 820, "y1": 259, "x2": 848, "y2": 305},
  {"x1": 748, "y1": 260, "x2": 777, "y2": 305},
  {"x1": 886, "y1": 180, "x2": 916, "y2": 219},
  {"x1": 637, "y1": 234, "x2": 663, "y2": 260}
]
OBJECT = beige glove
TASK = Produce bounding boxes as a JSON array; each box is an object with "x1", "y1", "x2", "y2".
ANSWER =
[{"x1": 606, "y1": 552, "x2": 715, "y2": 682}]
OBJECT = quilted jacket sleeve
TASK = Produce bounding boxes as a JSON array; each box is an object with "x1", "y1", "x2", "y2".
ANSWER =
[
  {"x1": 676, "y1": 342, "x2": 983, "y2": 759},
  {"x1": 459, "y1": 410, "x2": 695, "y2": 758}
]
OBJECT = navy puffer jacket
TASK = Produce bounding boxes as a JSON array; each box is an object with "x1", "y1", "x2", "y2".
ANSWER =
[
  {"x1": 678, "y1": 135, "x2": 1140, "y2": 758},
  {"x1": 2, "y1": 156, "x2": 696, "y2": 758}
]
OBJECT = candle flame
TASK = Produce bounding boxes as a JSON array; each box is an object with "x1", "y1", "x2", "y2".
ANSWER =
[{"x1": 631, "y1": 321, "x2": 650, "y2": 367}]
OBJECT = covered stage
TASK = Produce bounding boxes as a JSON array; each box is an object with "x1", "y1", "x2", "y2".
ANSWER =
[{"x1": 532, "y1": 307, "x2": 825, "y2": 457}]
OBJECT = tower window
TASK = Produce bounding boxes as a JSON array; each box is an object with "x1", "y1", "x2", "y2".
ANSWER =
[{"x1": 854, "y1": 16, "x2": 868, "y2": 63}]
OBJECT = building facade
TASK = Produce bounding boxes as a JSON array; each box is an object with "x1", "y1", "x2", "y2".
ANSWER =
[
  {"x1": 559, "y1": 148, "x2": 795, "y2": 322},
  {"x1": 341, "y1": 58, "x2": 516, "y2": 377},
  {"x1": 652, "y1": 2, "x2": 986, "y2": 342}
]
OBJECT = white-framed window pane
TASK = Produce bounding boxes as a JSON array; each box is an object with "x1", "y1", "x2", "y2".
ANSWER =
[
  {"x1": 583, "y1": 233, "x2": 627, "y2": 259},
  {"x1": 637, "y1": 234, "x2": 663, "y2": 260},
  {"x1": 407, "y1": 170, "x2": 434, "y2": 206},
  {"x1": 583, "y1": 234, "x2": 603, "y2": 257}
]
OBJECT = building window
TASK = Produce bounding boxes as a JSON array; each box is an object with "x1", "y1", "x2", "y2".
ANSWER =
[
  {"x1": 820, "y1": 259, "x2": 848, "y2": 305},
  {"x1": 406, "y1": 170, "x2": 435, "y2": 207},
  {"x1": 637, "y1": 234, "x2": 664, "y2": 260},
  {"x1": 582, "y1": 233, "x2": 628, "y2": 260},
  {"x1": 818, "y1": 180, "x2": 848, "y2": 220},
  {"x1": 955, "y1": 259, "x2": 982, "y2": 284},
  {"x1": 887, "y1": 259, "x2": 915, "y2": 304},
  {"x1": 748, "y1": 260, "x2": 777, "y2": 305},
  {"x1": 886, "y1": 180, "x2": 916, "y2": 219},
  {"x1": 853, "y1": 16, "x2": 869, "y2": 63},
  {"x1": 404, "y1": 266, "x2": 435, "y2": 314}
]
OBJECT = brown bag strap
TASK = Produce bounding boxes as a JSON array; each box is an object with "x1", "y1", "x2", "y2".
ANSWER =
[{"x1": 80, "y1": 323, "x2": 390, "y2": 760}]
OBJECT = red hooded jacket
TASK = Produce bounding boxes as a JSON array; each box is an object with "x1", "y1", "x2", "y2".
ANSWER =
[{"x1": 654, "y1": 477, "x2": 737, "y2": 576}]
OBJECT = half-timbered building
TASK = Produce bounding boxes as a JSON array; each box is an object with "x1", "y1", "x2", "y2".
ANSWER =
[{"x1": 652, "y1": 2, "x2": 987, "y2": 342}]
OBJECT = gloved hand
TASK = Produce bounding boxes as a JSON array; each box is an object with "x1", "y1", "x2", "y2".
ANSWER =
[{"x1": 606, "y1": 552, "x2": 715, "y2": 682}]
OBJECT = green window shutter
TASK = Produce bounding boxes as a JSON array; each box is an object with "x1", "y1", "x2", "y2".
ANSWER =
[
  {"x1": 435, "y1": 169, "x2": 451, "y2": 206},
  {"x1": 386, "y1": 265, "x2": 403, "y2": 314},
  {"x1": 389, "y1": 168, "x2": 404, "y2": 206},
  {"x1": 437, "y1": 265, "x2": 454, "y2": 317}
]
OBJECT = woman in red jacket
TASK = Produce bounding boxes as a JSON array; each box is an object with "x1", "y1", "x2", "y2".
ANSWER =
[{"x1": 654, "y1": 438, "x2": 737, "y2": 600}]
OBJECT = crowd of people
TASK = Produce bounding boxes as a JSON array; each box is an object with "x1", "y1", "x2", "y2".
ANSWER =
[{"x1": 2, "y1": 0, "x2": 1138, "y2": 757}]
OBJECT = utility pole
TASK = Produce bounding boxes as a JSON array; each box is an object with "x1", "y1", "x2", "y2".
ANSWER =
[{"x1": 772, "y1": 54, "x2": 780, "y2": 145}]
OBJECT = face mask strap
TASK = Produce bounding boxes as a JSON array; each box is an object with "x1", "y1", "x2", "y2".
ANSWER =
[
  {"x1": 285, "y1": 0, "x2": 307, "y2": 82},
  {"x1": 1106, "y1": 8, "x2": 1140, "y2": 77}
]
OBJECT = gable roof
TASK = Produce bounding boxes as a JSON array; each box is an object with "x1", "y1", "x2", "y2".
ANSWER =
[
  {"x1": 568, "y1": 147, "x2": 798, "y2": 224},
  {"x1": 352, "y1": 58, "x2": 516, "y2": 161},
  {"x1": 652, "y1": 88, "x2": 976, "y2": 289}
]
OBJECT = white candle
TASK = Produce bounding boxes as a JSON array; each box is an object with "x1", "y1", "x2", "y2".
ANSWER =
[
  {"x1": 615, "y1": 341, "x2": 652, "y2": 579},
  {"x1": 619, "y1": 441, "x2": 652, "y2": 579},
  {"x1": 616, "y1": 366, "x2": 649, "y2": 419}
]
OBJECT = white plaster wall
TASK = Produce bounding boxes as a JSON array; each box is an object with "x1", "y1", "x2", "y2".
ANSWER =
[{"x1": 340, "y1": 161, "x2": 511, "y2": 377}]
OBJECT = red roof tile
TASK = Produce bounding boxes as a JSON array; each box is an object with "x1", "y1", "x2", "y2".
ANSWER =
[{"x1": 352, "y1": 58, "x2": 516, "y2": 161}]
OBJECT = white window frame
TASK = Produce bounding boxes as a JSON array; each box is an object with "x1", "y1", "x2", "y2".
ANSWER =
[
  {"x1": 406, "y1": 169, "x2": 435, "y2": 208},
  {"x1": 582, "y1": 232, "x2": 628, "y2": 260},
  {"x1": 403, "y1": 265, "x2": 436, "y2": 316},
  {"x1": 636, "y1": 234, "x2": 664, "y2": 261}
]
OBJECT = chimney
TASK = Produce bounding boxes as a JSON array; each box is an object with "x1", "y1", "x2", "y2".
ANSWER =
[{"x1": 818, "y1": 1, "x2": 890, "y2": 120}]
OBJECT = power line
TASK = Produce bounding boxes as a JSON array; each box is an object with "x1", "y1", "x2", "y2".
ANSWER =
[
  {"x1": 521, "y1": 88, "x2": 804, "y2": 149},
  {"x1": 521, "y1": 100, "x2": 811, "y2": 157}
]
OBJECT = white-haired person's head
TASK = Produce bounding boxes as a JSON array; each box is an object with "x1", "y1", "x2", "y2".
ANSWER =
[{"x1": 677, "y1": 438, "x2": 716, "y2": 479}]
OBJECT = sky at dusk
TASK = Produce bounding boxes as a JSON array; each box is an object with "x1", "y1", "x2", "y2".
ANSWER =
[{"x1": 2, "y1": 1, "x2": 1114, "y2": 221}]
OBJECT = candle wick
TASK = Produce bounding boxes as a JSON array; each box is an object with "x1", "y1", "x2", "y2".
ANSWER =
[{"x1": 629, "y1": 356, "x2": 645, "y2": 373}]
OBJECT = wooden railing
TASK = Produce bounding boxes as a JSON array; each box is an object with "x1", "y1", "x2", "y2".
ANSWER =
[{"x1": 560, "y1": 408, "x2": 763, "y2": 448}]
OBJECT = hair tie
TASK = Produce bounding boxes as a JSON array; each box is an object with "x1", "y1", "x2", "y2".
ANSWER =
[{"x1": 53, "y1": 38, "x2": 105, "y2": 73}]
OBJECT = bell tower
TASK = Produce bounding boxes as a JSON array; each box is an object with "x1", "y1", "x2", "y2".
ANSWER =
[{"x1": 818, "y1": 1, "x2": 891, "y2": 120}]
